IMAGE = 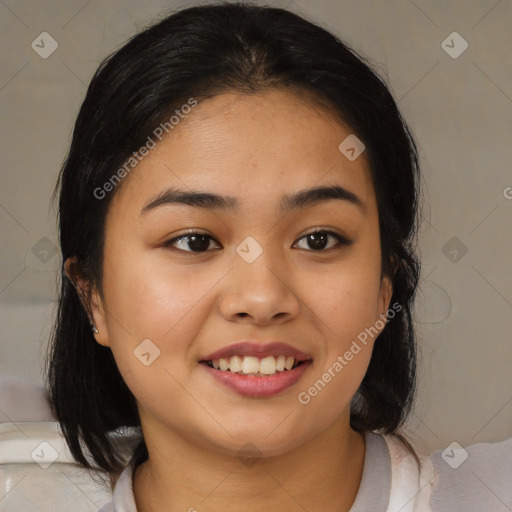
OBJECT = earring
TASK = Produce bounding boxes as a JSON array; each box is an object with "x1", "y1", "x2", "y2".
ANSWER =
[{"x1": 92, "y1": 325, "x2": 99, "y2": 334}]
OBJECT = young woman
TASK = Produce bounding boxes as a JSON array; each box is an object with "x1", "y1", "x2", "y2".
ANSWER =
[{"x1": 47, "y1": 3, "x2": 511, "y2": 511}]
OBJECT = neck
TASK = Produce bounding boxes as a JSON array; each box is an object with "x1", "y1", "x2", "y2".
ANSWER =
[{"x1": 133, "y1": 415, "x2": 366, "y2": 512}]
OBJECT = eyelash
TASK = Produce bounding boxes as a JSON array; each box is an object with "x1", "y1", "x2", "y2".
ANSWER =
[{"x1": 163, "y1": 229, "x2": 353, "y2": 253}]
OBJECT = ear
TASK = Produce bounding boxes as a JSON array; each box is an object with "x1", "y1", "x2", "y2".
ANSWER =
[
  {"x1": 377, "y1": 253, "x2": 400, "y2": 319},
  {"x1": 64, "y1": 257, "x2": 111, "y2": 347},
  {"x1": 377, "y1": 274, "x2": 393, "y2": 320}
]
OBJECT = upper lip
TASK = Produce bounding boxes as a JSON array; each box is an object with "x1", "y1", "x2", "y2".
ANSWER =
[{"x1": 200, "y1": 341, "x2": 313, "y2": 362}]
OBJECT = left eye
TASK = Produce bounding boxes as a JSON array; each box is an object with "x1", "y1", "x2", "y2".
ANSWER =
[
  {"x1": 294, "y1": 230, "x2": 352, "y2": 251},
  {"x1": 164, "y1": 230, "x2": 352, "y2": 253}
]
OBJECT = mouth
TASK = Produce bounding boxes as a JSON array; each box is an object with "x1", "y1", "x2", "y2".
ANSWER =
[
  {"x1": 199, "y1": 355, "x2": 308, "y2": 377},
  {"x1": 198, "y1": 341, "x2": 313, "y2": 397},
  {"x1": 199, "y1": 340, "x2": 313, "y2": 377}
]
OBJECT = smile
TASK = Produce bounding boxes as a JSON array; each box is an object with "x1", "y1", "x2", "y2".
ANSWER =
[
  {"x1": 199, "y1": 358, "x2": 313, "y2": 397},
  {"x1": 202, "y1": 355, "x2": 303, "y2": 376}
]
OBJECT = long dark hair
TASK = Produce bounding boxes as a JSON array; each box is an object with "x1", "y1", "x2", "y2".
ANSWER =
[{"x1": 47, "y1": 1, "x2": 421, "y2": 476}]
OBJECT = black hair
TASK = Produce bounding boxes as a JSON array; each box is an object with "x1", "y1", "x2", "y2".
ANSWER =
[{"x1": 47, "y1": 1, "x2": 422, "y2": 476}]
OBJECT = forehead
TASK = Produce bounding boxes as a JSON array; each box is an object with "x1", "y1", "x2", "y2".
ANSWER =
[{"x1": 108, "y1": 89, "x2": 375, "y2": 217}]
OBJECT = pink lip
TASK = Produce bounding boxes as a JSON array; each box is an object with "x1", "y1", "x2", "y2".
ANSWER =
[
  {"x1": 200, "y1": 341, "x2": 312, "y2": 362},
  {"x1": 200, "y1": 360, "x2": 313, "y2": 397}
]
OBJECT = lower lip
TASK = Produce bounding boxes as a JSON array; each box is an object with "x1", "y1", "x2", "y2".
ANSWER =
[{"x1": 200, "y1": 361, "x2": 312, "y2": 398}]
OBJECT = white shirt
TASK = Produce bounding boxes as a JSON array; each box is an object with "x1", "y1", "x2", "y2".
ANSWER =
[{"x1": 98, "y1": 431, "x2": 512, "y2": 511}]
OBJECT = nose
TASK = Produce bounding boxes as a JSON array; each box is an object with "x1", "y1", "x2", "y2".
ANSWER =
[{"x1": 218, "y1": 252, "x2": 301, "y2": 326}]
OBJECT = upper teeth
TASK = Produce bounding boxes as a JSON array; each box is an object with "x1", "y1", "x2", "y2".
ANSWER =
[{"x1": 211, "y1": 355, "x2": 297, "y2": 375}]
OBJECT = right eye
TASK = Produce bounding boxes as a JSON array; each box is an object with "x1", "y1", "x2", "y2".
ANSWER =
[{"x1": 163, "y1": 231, "x2": 222, "y2": 253}]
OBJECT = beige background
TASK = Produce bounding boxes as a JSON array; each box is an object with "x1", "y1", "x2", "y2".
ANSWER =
[{"x1": 0, "y1": 0, "x2": 511, "y2": 455}]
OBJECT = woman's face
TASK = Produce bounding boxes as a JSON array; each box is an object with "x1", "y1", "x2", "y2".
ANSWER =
[{"x1": 89, "y1": 89, "x2": 392, "y2": 457}]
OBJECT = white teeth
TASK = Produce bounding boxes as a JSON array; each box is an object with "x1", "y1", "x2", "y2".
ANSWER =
[
  {"x1": 241, "y1": 356, "x2": 259, "y2": 374},
  {"x1": 209, "y1": 355, "x2": 301, "y2": 375},
  {"x1": 259, "y1": 356, "x2": 277, "y2": 375},
  {"x1": 229, "y1": 355, "x2": 242, "y2": 372}
]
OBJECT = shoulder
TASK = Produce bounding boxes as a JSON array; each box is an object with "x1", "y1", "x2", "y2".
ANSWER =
[
  {"x1": 380, "y1": 433, "x2": 436, "y2": 512},
  {"x1": 98, "y1": 460, "x2": 138, "y2": 512},
  {"x1": 428, "y1": 437, "x2": 512, "y2": 512},
  {"x1": 380, "y1": 434, "x2": 512, "y2": 512}
]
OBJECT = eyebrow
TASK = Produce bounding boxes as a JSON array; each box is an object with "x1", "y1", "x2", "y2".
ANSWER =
[{"x1": 140, "y1": 184, "x2": 366, "y2": 216}]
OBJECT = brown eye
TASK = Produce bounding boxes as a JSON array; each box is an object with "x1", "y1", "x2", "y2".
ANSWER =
[
  {"x1": 164, "y1": 232, "x2": 221, "y2": 253},
  {"x1": 294, "y1": 230, "x2": 352, "y2": 251}
]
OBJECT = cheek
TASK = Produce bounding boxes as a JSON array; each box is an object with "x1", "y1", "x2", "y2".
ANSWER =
[
  {"x1": 102, "y1": 253, "x2": 215, "y2": 337},
  {"x1": 305, "y1": 256, "x2": 383, "y2": 341},
  {"x1": 294, "y1": 271, "x2": 380, "y2": 426},
  {"x1": 311, "y1": 282, "x2": 380, "y2": 389},
  {"x1": 100, "y1": 261, "x2": 214, "y2": 411},
  {"x1": 100, "y1": 255, "x2": 224, "y2": 385}
]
